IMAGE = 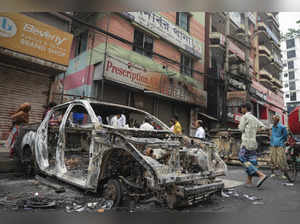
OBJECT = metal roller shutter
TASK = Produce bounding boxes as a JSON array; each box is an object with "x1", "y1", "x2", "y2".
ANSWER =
[{"x1": 0, "y1": 66, "x2": 51, "y2": 140}]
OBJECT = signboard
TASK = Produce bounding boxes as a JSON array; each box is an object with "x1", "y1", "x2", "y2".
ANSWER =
[
  {"x1": 103, "y1": 55, "x2": 207, "y2": 107},
  {"x1": 252, "y1": 80, "x2": 284, "y2": 110},
  {"x1": 249, "y1": 86, "x2": 267, "y2": 100},
  {"x1": 122, "y1": 12, "x2": 202, "y2": 59},
  {"x1": 0, "y1": 13, "x2": 73, "y2": 66},
  {"x1": 267, "y1": 90, "x2": 284, "y2": 109},
  {"x1": 227, "y1": 91, "x2": 247, "y2": 100},
  {"x1": 229, "y1": 12, "x2": 242, "y2": 27}
]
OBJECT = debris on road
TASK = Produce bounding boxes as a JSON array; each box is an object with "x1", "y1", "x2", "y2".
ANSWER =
[
  {"x1": 65, "y1": 199, "x2": 114, "y2": 213},
  {"x1": 252, "y1": 201, "x2": 264, "y2": 205},
  {"x1": 221, "y1": 191, "x2": 230, "y2": 198},
  {"x1": 282, "y1": 183, "x2": 294, "y2": 187}
]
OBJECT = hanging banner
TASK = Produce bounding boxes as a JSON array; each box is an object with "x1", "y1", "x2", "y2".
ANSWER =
[{"x1": 122, "y1": 12, "x2": 202, "y2": 59}]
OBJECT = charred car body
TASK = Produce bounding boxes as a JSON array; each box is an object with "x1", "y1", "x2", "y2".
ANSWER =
[{"x1": 15, "y1": 100, "x2": 227, "y2": 208}]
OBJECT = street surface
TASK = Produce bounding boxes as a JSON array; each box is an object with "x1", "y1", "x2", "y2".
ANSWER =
[{"x1": 1, "y1": 166, "x2": 300, "y2": 213}]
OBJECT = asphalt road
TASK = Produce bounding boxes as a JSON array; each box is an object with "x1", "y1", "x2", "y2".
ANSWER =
[{"x1": 0, "y1": 166, "x2": 300, "y2": 213}]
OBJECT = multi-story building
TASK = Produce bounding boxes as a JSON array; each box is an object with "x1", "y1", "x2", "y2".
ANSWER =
[
  {"x1": 281, "y1": 35, "x2": 300, "y2": 113},
  {"x1": 208, "y1": 12, "x2": 285, "y2": 128},
  {"x1": 0, "y1": 13, "x2": 73, "y2": 140},
  {"x1": 58, "y1": 12, "x2": 208, "y2": 135},
  {"x1": 256, "y1": 12, "x2": 285, "y2": 124}
]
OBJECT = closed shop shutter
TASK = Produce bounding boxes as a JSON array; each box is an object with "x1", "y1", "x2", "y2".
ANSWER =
[
  {"x1": 174, "y1": 103, "x2": 190, "y2": 135},
  {"x1": 0, "y1": 66, "x2": 51, "y2": 140},
  {"x1": 157, "y1": 98, "x2": 173, "y2": 127},
  {"x1": 103, "y1": 83, "x2": 129, "y2": 106}
]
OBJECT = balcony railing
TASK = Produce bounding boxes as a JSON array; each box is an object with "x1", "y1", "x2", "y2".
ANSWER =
[
  {"x1": 209, "y1": 32, "x2": 245, "y2": 61},
  {"x1": 257, "y1": 22, "x2": 280, "y2": 45},
  {"x1": 260, "y1": 69, "x2": 273, "y2": 80}
]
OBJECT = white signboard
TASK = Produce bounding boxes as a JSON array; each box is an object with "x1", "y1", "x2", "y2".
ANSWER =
[{"x1": 122, "y1": 12, "x2": 202, "y2": 59}]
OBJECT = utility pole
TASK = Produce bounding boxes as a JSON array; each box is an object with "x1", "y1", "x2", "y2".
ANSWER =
[{"x1": 222, "y1": 12, "x2": 230, "y2": 125}]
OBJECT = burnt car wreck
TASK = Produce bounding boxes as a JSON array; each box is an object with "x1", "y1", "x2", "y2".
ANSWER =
[{"x1": 15, "y1": 100, "x2": 227, "y2": 209}]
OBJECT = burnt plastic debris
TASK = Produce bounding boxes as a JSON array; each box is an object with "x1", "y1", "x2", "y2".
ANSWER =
[
  {"x1": 65, "y1": 199, "x2": 114, "y2": 213},
  {"x1": 282, "y1": 183, "x2": 294, "y2": 187},
  {"x1": 23, "y1": 192, "x2": 56, "y2": 209}
]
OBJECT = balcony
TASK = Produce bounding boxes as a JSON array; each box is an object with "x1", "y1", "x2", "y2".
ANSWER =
[
  {"x1": 266, "y1": 13, "x2": 280, "y2": 28},
  {"x1": 271, "y1": 77, "x2": 283, "y2": 89},
  {"x1": 257, "y1": 22, "x2": 280, "y2": 48},
  {"x1": 259, "y1": 69, "x2": 273, "y2": 81},
  {"x1": 209, "y1": 32, "x2": 246, "y2": 62}
]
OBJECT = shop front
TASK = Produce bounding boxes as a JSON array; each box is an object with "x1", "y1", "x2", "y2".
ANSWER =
[
  {"x1": 0, "y1": 13, "x2": 73, "y2": 140},
  {"x1": 94, "y1": 53, "x2": 207, "y2": 135}
]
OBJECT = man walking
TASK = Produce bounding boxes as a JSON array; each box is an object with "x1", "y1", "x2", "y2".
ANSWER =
[
  {"x1": 270, "y1": 115, "x2": 289, "y2": 179},
  {"x1": 238, "y1": 103, "x2": 268, "y2": 188}
]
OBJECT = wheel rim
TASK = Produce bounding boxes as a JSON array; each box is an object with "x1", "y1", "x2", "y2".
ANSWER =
[{"x1": 103, "y1": 183, "x2": 118, "y2": 202}]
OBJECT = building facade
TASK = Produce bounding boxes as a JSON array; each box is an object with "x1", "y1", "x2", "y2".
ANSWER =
[
  {"x1": 59, "y1": 12, "x2": 208, "y2": 135},
  {"x1": 281, "y1": 35, "x2": 300, "y2": 113},
  {"x1": 209, "y1": 12, "x2": 285, "y2": 128},
  {"x1": 0, "y1": 12, "x2": 73, "y2": 140}
]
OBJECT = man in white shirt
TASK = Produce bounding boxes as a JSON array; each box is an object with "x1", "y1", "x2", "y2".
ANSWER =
[
  {"x1": 110, "y1": 114, "x2": 121, "y2": 128},
  {"x1": 238, "y1": 103, "x2": 268, "y2": 188},
  {"x1": 140, "y1": 117, "x2": 154, "y2": 130},
  {"x1": 118, "y1": 114, "x2": 126, "y2": 128},
  {"x1": 195, "y1": 120, "x2": 205, "y2": 139}
]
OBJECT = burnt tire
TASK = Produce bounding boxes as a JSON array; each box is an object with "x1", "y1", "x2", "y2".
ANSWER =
[
  {"x1": 102, "y1": 179, "x2": 123, "y2": 207},
  {"x1": 22, "y1": 146, "x2": 40, "y2": 177}
]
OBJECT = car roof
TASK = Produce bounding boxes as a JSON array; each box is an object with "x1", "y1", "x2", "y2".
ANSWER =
[{"x1": 53, "y1": 99, "x2": 150, "y2": 114}]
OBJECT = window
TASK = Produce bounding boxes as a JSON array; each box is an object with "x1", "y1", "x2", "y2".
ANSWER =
[
  {"x1": 287, "y1": 50, "x2": 296, "y2": 59},
  {"x1": 176, "y1": 12, "x2": 190, "y2": 32},
  {"x1": 133, "y1": 29, "x2": 153, "y2": 58},
  {"x1": 75, "y1": 31, "x2": 88, "y2": 56},
  {"x1": 284, "y1": 83, "x2": 288, "y2": 88},
  {"x1": 180, "y1": 54, "x2": 193, "y2": 76},
  {"x1": 288, "y1": 61, "x2": 294, "y2": 69},
  {"x1": 286, "y1": 39, "x2": 295, "y2": 49},
  {"x1": 289, "y1": 71, "x2": 295, "y2": 80},
  {"x1": 286, "y1": 94, "x2": 290, "y2": 98},
  {"x1": 289, "y1": 81, "x2": 296, "y2": 90},
  {"x1": 290, "y1": 92, "x2": 297, "y2": 101},
  {"x1": 284, "y1": 73, "x2": 288, "y2": 78}
]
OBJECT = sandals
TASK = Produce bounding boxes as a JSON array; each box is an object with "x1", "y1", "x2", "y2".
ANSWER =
[{"x1": 257, "y1": 175, "x2": 269, "y2": 188}]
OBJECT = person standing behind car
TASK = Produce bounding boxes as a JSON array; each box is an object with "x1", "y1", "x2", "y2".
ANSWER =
[
  {"x1": 173, "y1": 115, "x2": 182, "y2": 135},
  {"x1": 195, "y1": 120, "x2": 205, "y2": 139},
  {"x1": 140, "y1": 117, "x2": 154, "y2": 130},
  {"x1": 270, "y1": 115, "x2": 289, "y2": 179}
]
